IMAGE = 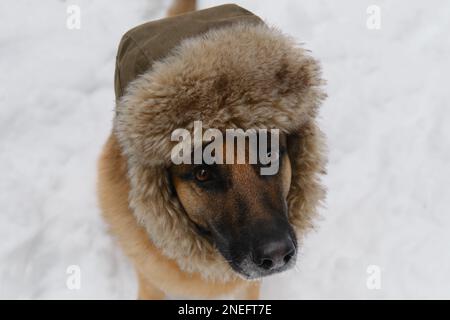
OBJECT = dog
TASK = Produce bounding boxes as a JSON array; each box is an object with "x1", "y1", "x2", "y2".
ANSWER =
[{"x1": 97, "y1": 0, "x2": 326, "y2": 299}]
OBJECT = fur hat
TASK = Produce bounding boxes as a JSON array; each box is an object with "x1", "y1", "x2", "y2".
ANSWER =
[{"x1": 113, "y1": 4, "x2": 326, "y2": 280}]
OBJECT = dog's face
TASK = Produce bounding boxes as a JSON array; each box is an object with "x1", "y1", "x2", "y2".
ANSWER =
[{"x1": 169, "y1": 135, "x2": 297, "y2": 279}]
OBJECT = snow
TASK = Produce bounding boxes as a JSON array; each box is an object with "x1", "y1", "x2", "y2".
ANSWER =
[{"x1": 0, "y1": 0, "x2": 449, "y2": 299}]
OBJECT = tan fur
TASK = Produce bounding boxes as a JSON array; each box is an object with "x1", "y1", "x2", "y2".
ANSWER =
[
  {"x1": 170, "y1": 138, "x2": 292, "y2": 232},
  {"x1": 167, "y1": 0, "x2": 196, "y2": 17},
  {"x1": 98, "y1": 134, "x2": 260, "y2": 299}
]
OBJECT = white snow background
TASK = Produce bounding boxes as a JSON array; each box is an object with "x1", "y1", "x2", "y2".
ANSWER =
[{"x1": 0, "y1": 0, "x2": 449, "y2": 299}]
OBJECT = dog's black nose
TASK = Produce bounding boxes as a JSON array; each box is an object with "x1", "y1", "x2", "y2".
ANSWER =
[{"x1": 253, "y1": 237, "x2": 295, "y2": 271}]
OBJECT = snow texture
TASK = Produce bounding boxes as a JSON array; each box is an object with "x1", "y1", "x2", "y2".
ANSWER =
[{"x1": 0, "y1": 0, "x2": 449, "y2": 299}]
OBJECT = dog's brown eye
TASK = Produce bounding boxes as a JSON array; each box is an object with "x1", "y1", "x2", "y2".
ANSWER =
[{"x1": 195, "y1": 168, "x2": 211, "y2": 182}]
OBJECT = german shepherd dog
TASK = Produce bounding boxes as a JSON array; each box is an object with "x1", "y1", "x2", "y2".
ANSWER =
[{"x1": 98, "y1": 0, "x2": 326, "y2": 299}]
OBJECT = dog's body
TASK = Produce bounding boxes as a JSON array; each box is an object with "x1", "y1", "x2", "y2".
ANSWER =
[{"x1": 97, "y1": 1, "x2": 326, "y2": 299}]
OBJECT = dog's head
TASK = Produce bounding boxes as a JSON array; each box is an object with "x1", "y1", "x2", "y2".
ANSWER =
[
  {"x1": 169, "y1": 134, "x2": 297, "y2": 279},
  {"x1": 114, "y1": 21, "x2": 326, "y2": 280}
]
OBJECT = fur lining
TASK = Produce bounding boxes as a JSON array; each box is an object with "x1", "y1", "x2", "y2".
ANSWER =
[{"x1": 114, "y1": 23, "x2": 326, "y2": 280}]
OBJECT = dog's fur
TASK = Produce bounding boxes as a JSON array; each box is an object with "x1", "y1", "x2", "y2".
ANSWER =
[
  {"x1": 167, "y1": 0, "x2": 196, "y2": 17},
  {"x1": 97, "y1": 2, "x2": 326, "y2": 299},
  {"x1": 98, "y1": 135, "x2": 261, "y2": 298}
]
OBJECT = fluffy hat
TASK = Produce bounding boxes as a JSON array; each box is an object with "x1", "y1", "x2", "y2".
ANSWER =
[{"x1": 113, "y1": 4, "x2": 326, "y2": 280}]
